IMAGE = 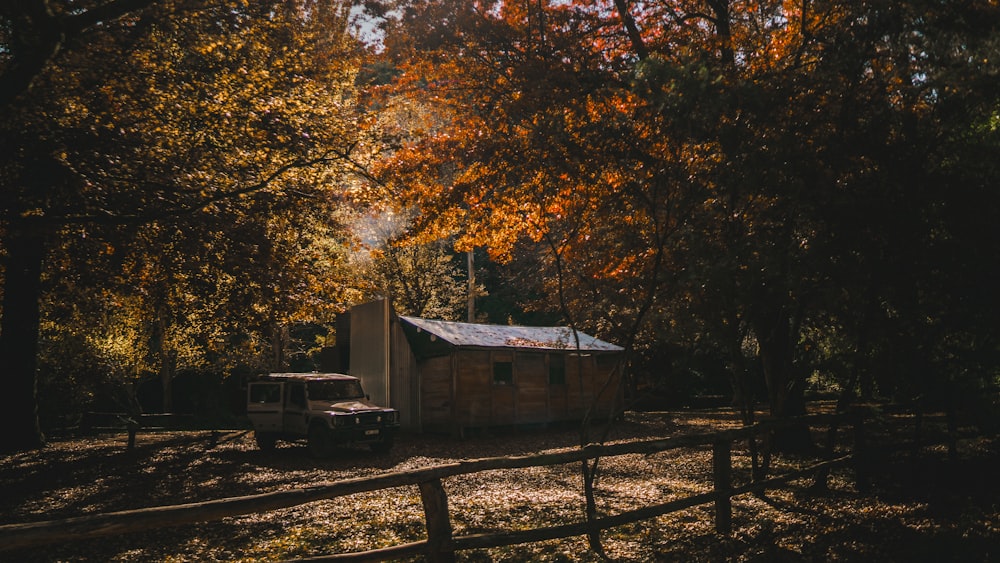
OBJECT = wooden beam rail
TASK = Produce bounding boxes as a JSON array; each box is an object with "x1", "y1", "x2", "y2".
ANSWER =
[
  {"x1": 0, "y1": 413, "x2": 854, "y2": 558},
  {"x1": 293, "y1": 453, "x2": 854, "y2": 563}
]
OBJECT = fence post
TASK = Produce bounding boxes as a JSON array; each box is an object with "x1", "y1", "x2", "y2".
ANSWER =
[
  {"x1": 713, "y1": 439, "x2": 732, "y2": 534},
  {"x1": 419, "y1": 478, "x2": 455, "y2": 563},
  {"x1": 125, "y1": 417, "x2": 139, "y2": 450}
]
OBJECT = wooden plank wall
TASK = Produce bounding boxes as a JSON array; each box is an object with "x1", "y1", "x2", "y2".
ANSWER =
[
  {"x1": 349, "y1": 299, "x2": 390, "y2": 407},
  {"x1": 456, "y1": 350, "x2": 492, "y2": 428},
  {"x1": 389, "y1": 316, "x2": 421, "y2": 431},
  {"x1": 423, "y1": 349, "x2": 623, "y2": 432},
  {"x1": 515, "y1": 352, "x2": 548, "y2": 424},
  {"x1": 420, "y1": 356, "x2": 453, "y2": 431},
  {"x1": 594, "y1": 354, "x2": 623, "y2": 415},
  {"x1": 565, "y1": 354, "x2": 593, "y2": 421}
]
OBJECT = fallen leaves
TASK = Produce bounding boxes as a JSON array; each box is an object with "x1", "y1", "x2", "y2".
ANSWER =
[{"x1": 0, "y1": 412, "x2": 996, "y2": 561}]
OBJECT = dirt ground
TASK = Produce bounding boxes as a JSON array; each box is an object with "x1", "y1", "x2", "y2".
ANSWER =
[{"x1": 0, "y1": 409, "x2": 997, "y2": 562}]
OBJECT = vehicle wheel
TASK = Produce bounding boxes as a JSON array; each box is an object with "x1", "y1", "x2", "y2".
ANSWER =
[
  {"x1": 308, "y1": 424, "x2": 332, "y2": 458},
  {"x1": 254, "y1": 431, "x2": 277, "y2": 451}
]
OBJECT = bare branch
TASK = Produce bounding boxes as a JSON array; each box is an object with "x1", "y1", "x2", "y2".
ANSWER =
[
  {"x1": 0, "y1": 0, "x2": 159, "y2": 106},
  {"x1": 19, "y1": 151, "x2": 352, "y2": 227}
]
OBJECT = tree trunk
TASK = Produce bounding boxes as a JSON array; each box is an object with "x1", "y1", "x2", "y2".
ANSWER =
[
  {"x1": 728, "y1": 336, "x2": 764, "y2": 484},
  {"x1": 160, "y1": 348, "x2": 176, "y2": 413},
  {"x1": 271, "y1": 323, "x2": 287, "y2": 371},
  {"x1": 755, "y1": 306, "x2": 812, "y2": 453},
  {"x1": 153, "y1": 313, "x2": 176, "y2": 413},
  {"x1": 0, "y1": 226, "x2": 47, "y2": 452}
]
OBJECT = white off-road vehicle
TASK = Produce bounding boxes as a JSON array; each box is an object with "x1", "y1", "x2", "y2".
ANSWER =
[{"x1": 247, "y1": 373, "x2": 399, "y2": 456}]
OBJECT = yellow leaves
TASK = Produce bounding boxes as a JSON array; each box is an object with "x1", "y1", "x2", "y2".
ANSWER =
[{"x1": 196, "y1": 40, "x2": 225, "y2": 56}]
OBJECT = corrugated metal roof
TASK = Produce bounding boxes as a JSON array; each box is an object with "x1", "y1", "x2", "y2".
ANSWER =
[
  {"x1": 399, "y1": 316, "x2": 623, "y2": 352},
  {"x1": 262, "y1": 372, "x2": 357, "y2": 382}
]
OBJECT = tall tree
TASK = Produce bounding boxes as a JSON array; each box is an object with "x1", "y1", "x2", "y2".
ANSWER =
[
  {"x1": 1, "y1": 0, "x2": 371, "y2": 451},
  {"x1": 362, "y1": 234, "x2": 473, "y2": 321},
  {"x1": 366, "y1": 0, "x2": 1000, "y2": 437}
]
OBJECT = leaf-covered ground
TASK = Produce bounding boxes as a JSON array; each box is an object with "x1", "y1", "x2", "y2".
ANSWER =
[{"x1": 0, "y1": 409, "x2": 996, "y2": 562}]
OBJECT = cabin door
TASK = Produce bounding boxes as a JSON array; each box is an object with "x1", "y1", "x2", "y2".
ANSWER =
[{"x1": 490, "y1": 351, "x2": 516, "y2": 425}]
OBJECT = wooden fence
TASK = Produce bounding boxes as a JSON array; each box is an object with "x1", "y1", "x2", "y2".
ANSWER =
[
  {"x1": 0, "y1": 413, "x2": 865, "y2": 561},
  {"x1": 73, "y1": 412, "x2": 201, "y2": 449}
]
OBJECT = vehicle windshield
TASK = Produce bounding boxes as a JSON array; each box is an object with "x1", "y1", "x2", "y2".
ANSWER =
[{"x1": 307, "y1": 380, "x2": 365, "y2": 401}]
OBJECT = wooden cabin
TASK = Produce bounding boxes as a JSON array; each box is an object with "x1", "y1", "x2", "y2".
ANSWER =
[{"x1": 337, "y1": 299, "x2": 624, "y2": 434}]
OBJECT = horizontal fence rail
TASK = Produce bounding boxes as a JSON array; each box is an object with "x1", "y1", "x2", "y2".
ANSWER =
[{"x1": 1, "y1": 413, "x2": 859, "y2": 560}]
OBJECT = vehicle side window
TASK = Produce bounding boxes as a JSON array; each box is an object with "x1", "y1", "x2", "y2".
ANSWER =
[
  {"x1": 287, "y1": 384, "x2": 307, "y2": 409},
  {"x1": 249, "y1": 383, "x2": 282, "y2": 404}
]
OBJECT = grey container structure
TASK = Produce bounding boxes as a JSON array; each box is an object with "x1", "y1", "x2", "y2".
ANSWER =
[{"x1": 338, "y1": 299, "x2": 624, "y2": 434}]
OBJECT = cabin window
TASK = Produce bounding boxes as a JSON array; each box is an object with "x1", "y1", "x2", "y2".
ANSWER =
[
  {"x1": 549, "y1": 354, "x2": 566, "y2": 385},
  {"x1": 493, "y1": 361, "x2": 513, "y2": 385}
]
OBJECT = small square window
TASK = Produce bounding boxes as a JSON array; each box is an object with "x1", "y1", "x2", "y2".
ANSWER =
[{"x1": 493, "y1": 361, "x2": 513, "y2": 385}]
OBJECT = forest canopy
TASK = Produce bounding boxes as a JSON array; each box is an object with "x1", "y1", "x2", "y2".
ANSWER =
[
  {"x1": 2, "y1": 0, "x2": 999, "y2": 451},
  {"x1": 362, "y1": 0, "x2": 1000, "y2": 430}
]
